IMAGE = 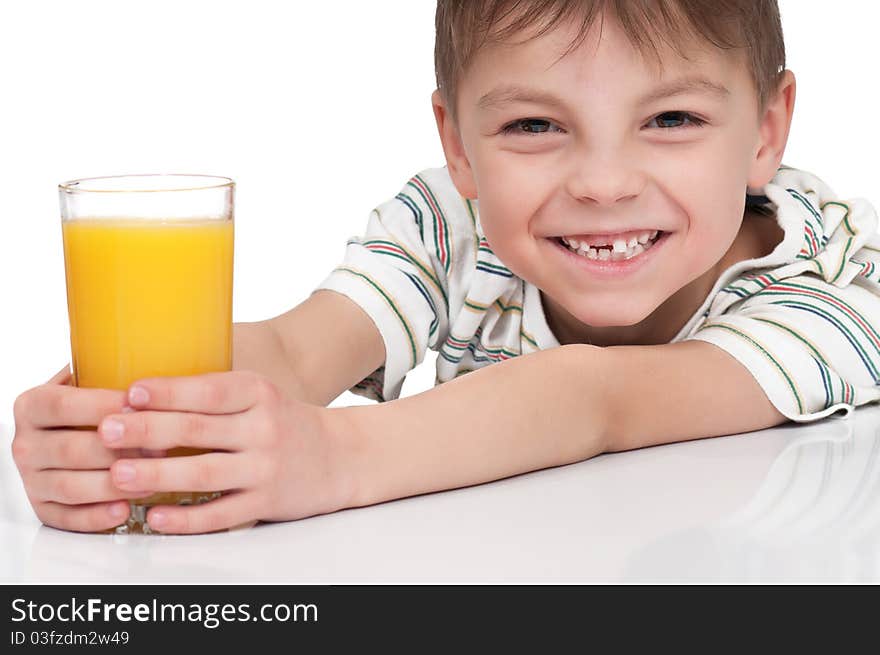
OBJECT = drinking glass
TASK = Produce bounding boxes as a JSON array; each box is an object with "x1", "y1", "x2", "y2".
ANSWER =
[{"x1": 59, "y1": 174, "x2": 234, "y2": 533}]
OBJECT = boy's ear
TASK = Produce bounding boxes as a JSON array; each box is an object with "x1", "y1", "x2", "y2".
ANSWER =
[
  {"x1": 748, "y1": 69, "x2": 796, "y2": 190},
  {"x1": 432, "y1": 89, "x2": 478, "y2": 199}
]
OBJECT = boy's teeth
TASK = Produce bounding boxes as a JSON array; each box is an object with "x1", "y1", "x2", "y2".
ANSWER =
[{"x1": 561, "y1": 230, "x2": 661, "y2": 261}]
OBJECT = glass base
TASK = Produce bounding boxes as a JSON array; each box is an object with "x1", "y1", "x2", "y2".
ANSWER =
[{"x1": 113, "y1": 492, "x2": 221, "y2": 535}]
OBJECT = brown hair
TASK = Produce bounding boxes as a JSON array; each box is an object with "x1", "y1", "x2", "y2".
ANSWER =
[{"x1": 435, "y1": 0, "x2": 786, "y2": 122}]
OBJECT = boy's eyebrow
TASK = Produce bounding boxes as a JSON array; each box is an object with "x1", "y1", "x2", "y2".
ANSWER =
[
  {"x1": 477, "y1": 86, "x2": 567, "y2": 110},
  {"x1": 477, "y1": 75, "x2": 730, "y2": 110},
  {"x1": 638, "y1": 76, "x2": 731, "y2": 104}
]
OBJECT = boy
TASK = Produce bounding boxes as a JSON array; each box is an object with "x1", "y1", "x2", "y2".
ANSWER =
[{"x1": 12, "y1": 0, "x2": 880, "y2": 534}]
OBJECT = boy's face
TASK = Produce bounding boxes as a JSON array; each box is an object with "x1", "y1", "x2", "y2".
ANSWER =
[{"x1": 435, "y1": 12, "x2": 794, "y2": 345}]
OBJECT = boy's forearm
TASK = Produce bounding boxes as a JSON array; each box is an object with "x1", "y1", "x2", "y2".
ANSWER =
[
  {"x1": 232, "y1": 321, "x2": 326, "y2": 406},
  {"x1": 334, "y1": 344, "x2": 610, "y2": 507}
]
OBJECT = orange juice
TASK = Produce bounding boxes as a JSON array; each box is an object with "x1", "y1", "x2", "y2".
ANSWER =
[{"x1": 62, "y1": 217, "x2": 233, "y2": 518}]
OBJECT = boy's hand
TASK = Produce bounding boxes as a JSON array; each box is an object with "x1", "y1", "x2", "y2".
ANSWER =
[
  {"x1": 11, "y1": 365, "x2": 158, "y2": 533},
  {"x1": 97, "y1": 370, "x2": 354, "y2": 534}
]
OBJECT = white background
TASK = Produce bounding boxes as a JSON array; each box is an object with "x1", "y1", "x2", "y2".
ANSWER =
[{"x1": 1, "y1": 0, "x2": 877, "y2": 425}]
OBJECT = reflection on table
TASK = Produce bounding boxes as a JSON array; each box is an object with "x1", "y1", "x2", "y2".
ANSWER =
[{"x1": 3, "y1": 404, "x2": 879, "y2": 583}]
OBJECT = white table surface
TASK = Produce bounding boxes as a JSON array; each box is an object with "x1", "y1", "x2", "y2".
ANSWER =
[{"x1": 1, "y1": 405, "x2": 879, "y2": 585}]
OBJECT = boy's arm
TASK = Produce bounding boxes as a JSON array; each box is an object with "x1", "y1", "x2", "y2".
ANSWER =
[
  {"x1": 232, "y1": 321, "x2": 314, "y2": 404},
  {"x1": 335, "y1": 341, "x2": 788, "y2": 507},
  {"x1": 235, "y1": 289, "x2": 385, "y2": 407}
]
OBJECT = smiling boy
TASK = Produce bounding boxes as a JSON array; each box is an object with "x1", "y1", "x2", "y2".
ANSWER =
[{"x1": 12, "y1": 0, "x2": 880, "y2": 534}]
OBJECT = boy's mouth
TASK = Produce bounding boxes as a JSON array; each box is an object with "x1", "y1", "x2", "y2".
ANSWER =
[{"x1": 554, "y1": 229, "x2": 663, "y2": 262}]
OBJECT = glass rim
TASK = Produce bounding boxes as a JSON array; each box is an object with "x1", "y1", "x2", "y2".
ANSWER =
[{"x1": 59, "y1": 174, "x2": 235, "y2": 194}]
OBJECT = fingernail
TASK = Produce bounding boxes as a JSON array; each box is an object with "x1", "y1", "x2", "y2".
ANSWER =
[
  {"x1": 101, "y1": 418, "x2": 124, "y2": 443},
  {"x1": 114, "y1": 463, "x2": 136, "y2": 483},
  {"x1": 148, "y1": 511, "x2": 166, "y2": 529},
  {"x1": 129, "y1": 386, "x2": 149, "y2": 406}
]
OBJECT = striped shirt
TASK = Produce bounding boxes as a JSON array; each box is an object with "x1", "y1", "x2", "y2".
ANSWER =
[{"x1": 313, "y1": 165, "x2": 880, "y2": 422}]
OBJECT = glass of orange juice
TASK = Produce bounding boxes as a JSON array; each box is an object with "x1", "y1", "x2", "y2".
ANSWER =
[{"x1": 59, "y1": 174, "x2": 234, "y2": 534}]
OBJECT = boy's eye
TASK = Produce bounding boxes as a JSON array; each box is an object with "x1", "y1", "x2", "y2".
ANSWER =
[
  {"x1": 501, "y1": 118, "x2": 562, "y2": 135},
  {"x1": 499, "y1": 111, "x2": 705, "y2": 136},
  {"x1": 647, "y1": 111, "x2": 706, "y2": 130}
]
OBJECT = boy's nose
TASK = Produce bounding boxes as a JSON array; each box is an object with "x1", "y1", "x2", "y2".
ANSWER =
[{"x1": 564, "y1": 150, "x2": 643, "y2": 207}]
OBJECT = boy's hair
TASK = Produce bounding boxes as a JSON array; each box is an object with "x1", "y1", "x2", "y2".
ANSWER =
[{"x1": 435, "y1": 0, "x2": 786, "y2": 123}]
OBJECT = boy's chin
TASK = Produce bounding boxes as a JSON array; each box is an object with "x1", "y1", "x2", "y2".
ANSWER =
[{"x1": 566, "y1": 298, "x2": 658, "y2": 329}]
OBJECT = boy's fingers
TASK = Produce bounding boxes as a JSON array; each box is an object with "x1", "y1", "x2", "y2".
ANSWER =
[
  {"x1": 127, "y1": 370, "x2": 275, "y2": 415},
  {"x1": 145, "y1": 492, "x2": 256, "y2": 535},
  {"x1": 37, "y1": 500, "x2": 132, "y2": 534},
  {"x1": 111, "y1": 452, "x2": 245, "y2": 494},
  {"x1": 99, "y1": 411, "x2": 244, "y2": 451},
  {"x1": 47, "y1": 363, "x2": 72, "y2": 386},
  {"x1": 31, "y1": 430, "x2": 119, "y2": 470},
  {"x1": 26, "y1": 385, "x2": 129, "y2": 429},
  {"x1": 32, "y1": 469, "x2": 154, "y2": 504}
]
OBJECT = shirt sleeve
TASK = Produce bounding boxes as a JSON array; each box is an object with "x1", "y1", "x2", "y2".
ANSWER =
[
  {"x1": 689, "y1": 197, "x2": 880, "y2": 423},
  {"x1": 311, "y1": 171, "x2": 459, "y2": 402}
]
